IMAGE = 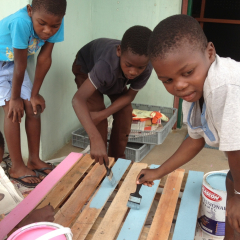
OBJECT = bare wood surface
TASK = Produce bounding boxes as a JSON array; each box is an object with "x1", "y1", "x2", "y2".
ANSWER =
[
  {"x1": 37, "y1": 154, "x2": 94, "y2": 209},
  {"x1": 92, "y1": 162, "x2": 148, "y2": 240},
  {"x1": 147, "y1": 169, "x2": 185, "y2": 240},
  {"x1": 54, "y1": 157, "x2": 114, "y2": 227}
]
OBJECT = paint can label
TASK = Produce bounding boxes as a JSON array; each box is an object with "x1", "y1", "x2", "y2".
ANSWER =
[{"x1": 198, "y1": 174, "x2": 227, "y2": 238}]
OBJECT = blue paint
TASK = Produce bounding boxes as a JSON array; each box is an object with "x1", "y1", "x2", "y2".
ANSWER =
[
  {"x1": 117, "y1": 164, "x2": 160, "y2": 240},
  {"x1": 90, "y1": 159, "x2": 131, "y2": 209},
  {"x1": 206, "y1": 172, "x2": 227, "y2": 192},
  {"x1": 172, "y1": 171, "x2": 204, "y2": 240}
]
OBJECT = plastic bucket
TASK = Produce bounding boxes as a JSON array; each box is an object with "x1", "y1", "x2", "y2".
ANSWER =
[
  {"x1": 198, "y1": 171, "x2": 227, "y2": 238},
  {"x1": 7, "y1": 222, "x2": 73, "y2": 240}
]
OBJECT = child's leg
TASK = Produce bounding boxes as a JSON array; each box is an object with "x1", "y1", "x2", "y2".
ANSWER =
[
  {"x1": 23, "y1": 99, "x2": 53, "y2": 174},
  {"x1": 2, "y1": 101, "x2": 41, "y2": 184},
  {"x1": 108, "y1": 88, "x2": 133, "y2": 160},
  {"x1": 225, "y1": 171, "x2": 240, "y2": 240}
]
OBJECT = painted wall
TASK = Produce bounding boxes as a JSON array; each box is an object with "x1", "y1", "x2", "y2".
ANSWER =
[
  {"x1": 0, "y1": 0, "x2": 182, "y2": 160},
  {"x1": 91, "y1": 0, "x2": 182, "y2": 107}
]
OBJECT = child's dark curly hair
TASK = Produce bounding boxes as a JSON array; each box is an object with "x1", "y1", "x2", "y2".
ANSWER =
[
  {"x1": 148, "y1": 14, "x2": 208, "y2": 60},
  {"x1": 121, "y1": 26, "x2": 152, "y2": 56},
  {"x1": 32, "y1": 0, "x2": 67, "y2": 17}
]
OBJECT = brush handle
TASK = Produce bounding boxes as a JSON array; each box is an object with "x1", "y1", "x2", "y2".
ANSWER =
[
  {"x1": 136, "y1": 174, "x2": 144, "y2": 194},
  {"x1": 103, "y1": 159, "x2": 110, "y2": 176}
]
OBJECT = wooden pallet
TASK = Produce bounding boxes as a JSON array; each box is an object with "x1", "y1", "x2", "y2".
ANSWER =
[{"x1": 1, "y1": 153, "x2": 204, "y2": 239}]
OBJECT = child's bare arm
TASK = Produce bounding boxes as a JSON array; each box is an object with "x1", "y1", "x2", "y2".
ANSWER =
[
  {"x1": 31, "y1": 42, "x2": 54, "y2": 114},
  {"x1": 137, "y1": 136, "x2": 205, "y2": 186},
  {"x1": 226, "y1": 151, "x2": 240, "y2": 233},
  {"x1": 8, "y1": 205, "x2": 55, "y2": 236},
  {"x1": 72, "y1": 79, "x2": 109, "y2": 165},
  {"x1": 8, "y1": 48, "x2": 28, "y2": 123},
  {"x1": 90, "y1": 88, "x2": 137, "y2": 126}
]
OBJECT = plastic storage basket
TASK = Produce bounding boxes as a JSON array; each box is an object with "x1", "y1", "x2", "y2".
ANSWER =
[
  {"x1": 72, "y1": 128, "x2": 154, "y2": 162},
  {"x1": 111, "y1": 103, "x2": 177, "y2": 145}
]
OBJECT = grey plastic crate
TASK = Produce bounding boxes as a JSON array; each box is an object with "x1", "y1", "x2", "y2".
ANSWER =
[
  {"x1": 108, "y1": 103, "x2": 177, "y2": 145},
  {"x1": 72, "y1": 128, "x2": 154, "y2": 162}
]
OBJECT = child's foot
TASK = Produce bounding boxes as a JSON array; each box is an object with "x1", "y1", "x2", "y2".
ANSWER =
[
  {"x1": 9, "y1": 165, "x2": 43, "y2": 185},
  {"x1": 27, "y1": 159, "x2": 55, "y2": 176}
]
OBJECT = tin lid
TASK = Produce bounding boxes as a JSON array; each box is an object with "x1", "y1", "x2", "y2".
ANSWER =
[{"x1": 206, "y1": 172, "x2": 227, "y2": 192}]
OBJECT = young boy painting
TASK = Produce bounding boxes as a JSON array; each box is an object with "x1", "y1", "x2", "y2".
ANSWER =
[
  {"x1": 137, "y1": 15, "x2": 240, "y2": 239},
  {"x1": 0, "y1": 0, "x2": 66, "y2": 187},
  {"x1": 72, "y1": 26, "x2": 153, "y2": 165}
]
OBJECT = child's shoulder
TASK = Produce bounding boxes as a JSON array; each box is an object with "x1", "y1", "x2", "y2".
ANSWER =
[
  {"x1": 1, "y1": 6, "x2": 32, "y2": 26},
  {"x1": 205, "y1": 55, "x2": 240, "y2": 93}
]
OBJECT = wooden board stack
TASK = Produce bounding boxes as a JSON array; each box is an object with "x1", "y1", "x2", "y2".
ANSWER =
[{"x1": 1, "y1": 153, "x2": 204, "y2": 240}]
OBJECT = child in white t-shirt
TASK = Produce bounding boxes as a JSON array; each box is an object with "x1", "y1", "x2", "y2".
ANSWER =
[{"x1": 137, "y1": 14, "x2": 240, "y2": 239}]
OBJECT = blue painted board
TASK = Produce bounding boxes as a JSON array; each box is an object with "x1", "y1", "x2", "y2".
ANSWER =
[
  {"x1": 90, "y1": 158, "x2": 131, "y2": 209},
  {"x1": 117, "y1": 164, "x2": 160, "y2": 240},
  {"x1": 172, "y1": 170, "x2": 204, "y2": 240}
]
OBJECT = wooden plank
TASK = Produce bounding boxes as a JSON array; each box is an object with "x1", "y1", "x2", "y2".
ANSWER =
[
  {"x1": 0, "y1": 152, "x2": 83, "y2": 239},
  {"x1": 172, "y1": 171, "x2": 204, "y2": 240},
  {"x1": 71, "y1": 158, "x2": 131, "y2": 240},
  {"x1": 199, "y1": 0, "x2": 206, "y2": 28},
  {"x1": 181, "y1": 0, "x2": 188, "y2": 15},
  {"x1": 92, "y1": 162, "x2": 148, "y2": 240},
  {"x1": 37, "y1": 154, "x2": 94, "y2": 209},
  {"x1": 195, "y1": 18, "x2": 240, "y2": 25},
  {"x1": 147, "y1": 169, "x2": 185, "y2": 240},
  {"x1": 117, "y1": 164, "x2": 161, "y2": 240},
  {"x1": 54, "y1": 157, "x2": 115, "y2": 227}
]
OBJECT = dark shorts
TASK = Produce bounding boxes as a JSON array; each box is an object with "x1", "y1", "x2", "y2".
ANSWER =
[{"x1": 227, "y1": 170, "x2": 233, "y2": 182}]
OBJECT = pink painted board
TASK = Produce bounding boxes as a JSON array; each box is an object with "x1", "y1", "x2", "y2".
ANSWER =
[{"x1": 0, "y1": 152, "x2": 82, "y2": 239}]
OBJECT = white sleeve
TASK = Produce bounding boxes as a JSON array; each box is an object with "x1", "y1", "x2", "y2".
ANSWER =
[
  {"x1": 210, "y1": 84, "x2": 240, "y2": 151},
  {"x1": 182, "y1": 100, "x2": 202, "y2": 139}
]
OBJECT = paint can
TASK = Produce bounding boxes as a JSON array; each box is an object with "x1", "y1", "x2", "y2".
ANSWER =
[
  {"x1": 198, "y1": 171, "x2": 227, "y2": 238},
  {"x1": 7, "y1": 222, "x2": 73, "y2": 240}
]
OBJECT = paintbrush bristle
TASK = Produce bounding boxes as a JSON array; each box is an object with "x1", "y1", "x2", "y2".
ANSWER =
[
  {"x1": 107, "y1": 170, "x2": 116, "y2": 186},
  {"x1": 127, "y1": 201, "x2": 140, "y2": 210}
]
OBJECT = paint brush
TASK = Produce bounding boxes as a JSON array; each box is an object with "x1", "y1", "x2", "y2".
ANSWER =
[
  {"x1": 103, "y1": 159, "x2": 116, "y2": 186},
  {"x1": 127, "y1": 174, "x2": 144, "y2": 210}
]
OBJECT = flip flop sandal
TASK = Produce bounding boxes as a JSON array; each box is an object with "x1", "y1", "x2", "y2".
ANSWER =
[
  {"x1": 34, "y1": 163, "x2": 56, "y2": 177},
  {"x1": 10, "y1": 170, "x2": 41, "y2": 188}
]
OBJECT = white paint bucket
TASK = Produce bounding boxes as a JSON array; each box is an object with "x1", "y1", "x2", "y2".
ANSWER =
[
  {"x1": 7, "y1": 222, "x2": 73, "y2": 240},
  {"x1": 198, "y1": 171, "x2": 227, "y2": 238}
]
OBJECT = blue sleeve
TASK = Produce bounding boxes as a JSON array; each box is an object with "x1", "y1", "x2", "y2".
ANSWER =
[
  {"x1": 47, "y1": 18, "x2": 64, "y2": 43},
  {"x1": 88, "y1": 60, "x2": 113, "y2": 89},
  {"x1": 9, "y1": 18, "x2": 31, "y2": 49}
]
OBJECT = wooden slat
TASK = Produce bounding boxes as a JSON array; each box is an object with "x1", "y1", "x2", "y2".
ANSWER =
[
  {"x1": 37, "y1": 154, "x2": 94, "y2": 209},
  {"x1": 172, "y1": 171, "x2": 204, "y2": 240},
  {"x1": 199, "y1": 0, "x2": 206, "y2": 28},
  {"x1": 196, "y1": 18, "x2": 240, "y2": 25},
  {"x1": 54, "y1": 157, "x2": 114, "y2": 227},
  {"x1": 0, "y1": 152, "x2": 83, "y2": 239},
  {"x1": 117, "y1": 164, "x2": 161, "y2": 240},
  {"x1": 181, "y1": 0, "x2": 188, "y2": 15},
  {"x1": 147, "y1": 169, "x2": 185, "y2": 240},
  {"x1": 71, "y1": 158, "x2": 131, "y2": 240},
  {"x1": 92, "y1": 162, "x2": 148, "y2": 240}
]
